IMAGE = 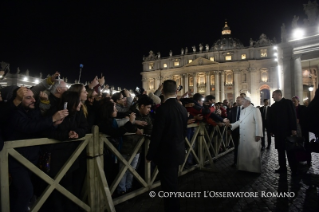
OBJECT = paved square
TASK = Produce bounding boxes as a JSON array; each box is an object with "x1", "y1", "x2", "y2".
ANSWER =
[{"x1": 115, "y1": 144, "x2": 319, "y2": 212}]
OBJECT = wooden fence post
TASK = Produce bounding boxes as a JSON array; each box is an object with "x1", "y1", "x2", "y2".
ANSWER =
[
  {"x1": 87, "y1": 126, "x2": 97, "y2": 211},
  {"x1": 0, "y1": 145, "x2": 10, "y2": 212}
]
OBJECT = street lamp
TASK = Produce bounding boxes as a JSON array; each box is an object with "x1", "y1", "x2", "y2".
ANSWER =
[
  {"x1": 292, "y1": 29, "x2": 305, "y2": 39},
  {"x1": 78, "y1": 64, "x2": 84, "y2": 83}
]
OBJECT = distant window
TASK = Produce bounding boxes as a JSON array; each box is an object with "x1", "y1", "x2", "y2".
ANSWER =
[
  {"x1": 149, "y1": 63, "x2": 153, "y2": 70},
  {"x1": 174, "y1": 62, "x2": 179, "y2": 66},
  {"x1": 260, "y1": 49, "x2": 267, "y2": 57},
  {"x1": 188, "y1": 60, "x2": 192, "y2": 63},
  {"x1": 163, "y1": 63, "x2": 167, "y2": 68},
  {"x1": 225, "y1": 56, "x2": 232, "y2": 61},
  {"x1": 241, "y1": 54, "x2": 246, "y2": 59},
  {"x1": 210, "y1": 57, "x2": 215, "y2": 61}
]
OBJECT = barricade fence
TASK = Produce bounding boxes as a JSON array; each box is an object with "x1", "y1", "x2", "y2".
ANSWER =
[{"x1": 0, "y1": 123, "x2": 233, "y2": 212}]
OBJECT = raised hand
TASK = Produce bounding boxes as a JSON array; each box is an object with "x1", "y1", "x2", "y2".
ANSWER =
[
  {"x1": 39, "y1": 91, "x2": 48, "y2": 101},
  {"x1": 98, "y1": 76, "x2": 105, "y2": 86},
  {"x1": 17, "y1": 87, "x2": 28, "y2": 101},
  {"x1": 89, "y1": 76, "x2": 99, "y2": 89},
  {"x1": 51, "y1": 72, "x2": 60, "y2": 82},
  {"x1": 52, "y1": 109, "x2": 69, "y2": 122}
]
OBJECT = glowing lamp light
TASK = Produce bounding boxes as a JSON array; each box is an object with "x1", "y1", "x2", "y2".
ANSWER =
[
  {"x1": 274, "y1": 53, "x2": 278, "y2": 56},
  {"x1": 35, "y1": 79, "x2": 39, "y2": 84},
  {"x1": 293, "y1": 29, "x2": 305, "y2": 39},
  {"x1": 80, "y1": 64, "x2": 84, "y2": 68},
  {"x1": 273, "y1": 46, "x2": 277, "y2": 50},
  {"x1": 201, "y1": 98, "x2": 205, "y2": 101},
  {"x1": 309, "y1": 86, "x2": 314, "y2": 91},
  {"x1": 23, "y1": 77, "x2": 28, "y2": 81},
  {"x1": 274, "y1": 58, "x2": 278, "y2": 62}
]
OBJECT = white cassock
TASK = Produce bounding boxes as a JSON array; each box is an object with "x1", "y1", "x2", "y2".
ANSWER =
[{"x1": 231, "y1": 105, "x2": 263, "y2": 173}]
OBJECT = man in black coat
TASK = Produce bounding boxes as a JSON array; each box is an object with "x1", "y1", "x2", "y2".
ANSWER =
[
  {"x1": 259, "y1": 99, "x2": 271, "y2": 150},
  {"x1": 146, "y1": 80, "x2": 188, "y2": 212},
  {"x1": 227, "y1": 96, "x2": 242, "y2": 167},
  {"x1": 269, "y1": 90, "x2": 297, "y2": 174},
  {"x1": 3, "y1": 88, "x2": 68, "y2": 212}
]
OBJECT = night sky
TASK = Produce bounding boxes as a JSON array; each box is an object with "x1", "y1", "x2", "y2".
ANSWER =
[{"x1": 1, "y1": 0, "x2": 310, "y2": 90}]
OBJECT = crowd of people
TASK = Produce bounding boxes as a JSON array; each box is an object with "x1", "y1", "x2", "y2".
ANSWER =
[{"x1": 0, "y1": 72, "x2": 319, "y2": 212}]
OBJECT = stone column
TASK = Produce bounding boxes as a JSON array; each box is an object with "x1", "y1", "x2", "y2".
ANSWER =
[
  {"x1": 205, "y1": 71, "x2": 210, "y2": 96},
  {"x1": 155, "y1": 76, "x2": 161, "y2": 90},
  {"x1": 193, "y1": 72, "x2": 197, "y2": 93},
  {"x1": 214, "y1": 71, "x2": 220, "y2": 101},
  {"x1": 183, "y1": 73, "x2": 188, "y2": 93},
  {"x1": 142, "y1": 77, "x2": 148, "y2": 91},
  {"x1": 282, "y1": 46, "x2": 293, "y2": 98},
  {"x1": 233, "y1": 69, "x2": 240, "y2": 98},
  {"x1": 220, "y1": 71, "x2": 225, "y2": 101},
  {"x1": 179, "y1": 74, "x2": 184, "y2": 93},
  {"x1": 250, "y1": 68, "x2": 259, "y2": 105},
  {"x1": 293, "y1": 54, "x2": 303, "y2": 105}
]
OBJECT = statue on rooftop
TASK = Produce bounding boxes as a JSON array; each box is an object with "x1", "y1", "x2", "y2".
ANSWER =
[
  {"x1": 157, "y1": 52, "x2": 161, "y2": 59},
  {"x1": 169, "y1": 50, "x2": 172, "y2": 57},
  {"x1": 185, "y1": 47, "x2": 188, "y2": 54},
  {"x1": 192, "y1": 46, "x2": 196, "y2": 53},
  {"x1": 291, "y1": 15, "x2": 299, "y2": 28},
  {"x1": 205, "y1": 44, "x2": 209, "y2": 51},
  {"x1": 304, "y1": 1, "x2": 319, "y2": 25},
  {"x1": 181, "y1": 48, "x2": 184, "y2": 55},
  {"x1": 199, "y1": 43, "x2": 203, "y2": 52}
]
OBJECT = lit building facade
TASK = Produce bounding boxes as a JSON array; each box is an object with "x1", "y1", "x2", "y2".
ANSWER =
[{"x1": 141, "y1": 1, "x2": 319, "y2": 106}]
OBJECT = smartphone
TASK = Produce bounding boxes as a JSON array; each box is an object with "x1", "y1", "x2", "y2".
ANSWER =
[
  {"x1": 177, "y1": 85, "x2": 183, "y2": 91},
  {"x1": 64, "y1": 102, "x2": 68, "y2": 110}
]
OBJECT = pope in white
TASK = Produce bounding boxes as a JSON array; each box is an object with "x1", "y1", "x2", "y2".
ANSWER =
[{"x1": 229, "y1": 96, "x2": 263, "y2": 173}]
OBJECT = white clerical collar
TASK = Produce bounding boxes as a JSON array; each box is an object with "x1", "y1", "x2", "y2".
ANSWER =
[{"x1": 164, "y1": 97, "x2": 176, "y2": 102}]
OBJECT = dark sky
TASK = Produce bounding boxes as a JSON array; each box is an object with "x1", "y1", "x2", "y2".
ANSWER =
[{"x1": 1, "y1": 0, "x2": 310, "y2": 89}]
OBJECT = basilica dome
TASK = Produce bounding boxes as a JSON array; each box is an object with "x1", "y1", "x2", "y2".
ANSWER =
[{"x1": 211, "y1": 22, "x2": 244, "y2": 51}]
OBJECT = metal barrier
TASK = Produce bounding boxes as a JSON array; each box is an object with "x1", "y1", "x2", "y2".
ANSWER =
[{"x1": 0, "y1": 123, "x2": 233, "y2": 212}]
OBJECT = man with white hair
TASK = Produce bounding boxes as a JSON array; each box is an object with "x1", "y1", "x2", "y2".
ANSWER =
[
  {"x1": 228, "y1": 96, "x2": 263, "y2": 173},
  {"x1": 42, "y1": 79, "x2": 68, "y2": 116}
]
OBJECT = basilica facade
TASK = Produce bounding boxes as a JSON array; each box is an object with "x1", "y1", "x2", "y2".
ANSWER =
[{"x1": 141, "y1": 1, "x2": 319, "y2": 106}]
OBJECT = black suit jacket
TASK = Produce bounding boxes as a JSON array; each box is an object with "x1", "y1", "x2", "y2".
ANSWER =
[
  {"x1": 146, "y1": 98, "x2": 188, "y2": 166},
  {"x1": 228, "y1": 106, "x2": 240, "y2": 134},
  {"x1": 269, "y1": 98, "x2": 297, "y2": 136},
  {"x1": 259, "y1": 106, "x2": 270, "y2": 128}
]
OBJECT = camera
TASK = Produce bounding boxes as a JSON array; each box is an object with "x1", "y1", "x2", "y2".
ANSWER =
[
  {"x1": 177, "y1": 85, "x2": 183, "y2": 92},
  {"x1": 134, "y1": 87, "x2": 145, "y2": 96}
]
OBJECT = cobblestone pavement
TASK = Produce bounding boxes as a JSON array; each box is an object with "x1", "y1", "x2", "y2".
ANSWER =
[{"x1": 115, "y1": 143, "x2": 319, "y2": 212}]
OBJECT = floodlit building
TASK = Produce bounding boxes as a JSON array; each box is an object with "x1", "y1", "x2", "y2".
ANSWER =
[{"x1": 141, "y1": 1, "x2": 319, "y2": 106}]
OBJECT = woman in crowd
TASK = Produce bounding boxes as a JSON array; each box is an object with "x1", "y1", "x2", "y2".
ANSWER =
[
  {"x1": 112, "y1": 89, "x2": 134, "y2": 118},
  {"x1": 97, "y1": 98, "x2": 138, "y2": 195},
  {"x1": 43, "y1": 91, "x2": 88, "y2": 212}
]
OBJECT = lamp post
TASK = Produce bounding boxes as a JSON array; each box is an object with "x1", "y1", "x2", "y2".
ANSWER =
[{"x1": 78, "y1": 64, "x2": 84, "y2": 83}]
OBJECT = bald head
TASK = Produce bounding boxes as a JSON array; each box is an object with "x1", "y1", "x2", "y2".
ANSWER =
[
  {"x1": 272, "y1": 90, "x2": 282, "y2": 102},
  {"x1": 50, "y1": 80, "x2": 68, "y2": 98}
]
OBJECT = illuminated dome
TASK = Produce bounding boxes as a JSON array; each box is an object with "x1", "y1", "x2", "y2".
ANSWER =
[{"x1": 211, "y1": 22, "x2": 244, "y2": 51}]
